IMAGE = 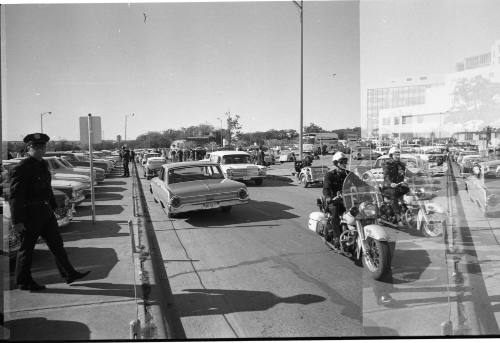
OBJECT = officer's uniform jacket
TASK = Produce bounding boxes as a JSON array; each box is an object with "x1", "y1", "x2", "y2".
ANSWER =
[
  {"x1": 323, "y1": 167, "x2": 349, "y2": 198},
  {"x1": 9, "y1": 156, "x2": 56, "y2": 225},
  {"x1": 383, "y1": 159, "x2": 406, "y2": 187}
]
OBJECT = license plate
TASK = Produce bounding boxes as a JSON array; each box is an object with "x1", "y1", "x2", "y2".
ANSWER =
[
  {"x1": 203, "y1": 202, "x2": 217, "y2": 208},
  {"x1": 242, "y1": 176, "x2": 251, "y2": 180}
]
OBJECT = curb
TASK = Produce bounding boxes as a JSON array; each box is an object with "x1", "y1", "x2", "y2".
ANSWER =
[
  {"x1": 130, "y1": 162, "x2": 170, "y2": 339},
  {"x1": 445, "y1": 160, "x2": 498, "y2": 335}
]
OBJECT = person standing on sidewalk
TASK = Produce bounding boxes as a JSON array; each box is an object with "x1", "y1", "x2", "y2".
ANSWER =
[
  {"x1": 9, "y1": 133, "x2": 90, "y2": 292},
  {"x1": 121, "y1": 146, "x2": 130, "y2": 177}
]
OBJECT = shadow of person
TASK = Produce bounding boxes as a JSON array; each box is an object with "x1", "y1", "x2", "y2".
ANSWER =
[
  {"x1": 9, "y1": 247, "x2": 119, "y2": 288},
  {"x1": 4, "y1": 317, "x2": 90, "y2": 341},
  {"x1": 175, "y1": 288, "x2": 325, "y2": 317}
]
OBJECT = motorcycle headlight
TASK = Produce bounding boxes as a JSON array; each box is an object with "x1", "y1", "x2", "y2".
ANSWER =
[
  {"x1": 359, "y1": 202, "x2": 378, "y2": 218},
  {"x1": 170, "y1": 195, "x2": 181, "y2": 208},
  {"x1": 237, "y1": 188, "x2": 248, "y2": 200}
]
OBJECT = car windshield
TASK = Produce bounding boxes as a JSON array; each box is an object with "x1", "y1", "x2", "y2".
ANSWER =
[
  {"x1": 45, "y1": 158, "x2": 64, "y2": 170},
  {"x1": 222, "y1": 155, "x2": 250, "y2": 164},
  {"x1": 168, "y1": 165, "x2": 224, "y2": 184},
  {"x1": 76, "y1": 155, "x2": 89, "y2": 162},
  {"x1": 59, "y1": 159, "x2": 75, "y2": 168}
]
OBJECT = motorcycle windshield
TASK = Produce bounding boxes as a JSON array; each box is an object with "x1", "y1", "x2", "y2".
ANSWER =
[
  {"x1": 342, "y1": 170, "x2": 382, "y2": 211},
  {"x1": 404, "y1": 165, "x2": 435, "y2": 200}
]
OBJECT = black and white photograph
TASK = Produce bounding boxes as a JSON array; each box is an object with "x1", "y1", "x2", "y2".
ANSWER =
[{"x1": 1, "y1": 0, "x2": 500, "y2": 340}]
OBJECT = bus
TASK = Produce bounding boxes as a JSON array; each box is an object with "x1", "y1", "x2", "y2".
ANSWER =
[{"x1": 302, "y1": 132, "x2": 339, "y2": 154}]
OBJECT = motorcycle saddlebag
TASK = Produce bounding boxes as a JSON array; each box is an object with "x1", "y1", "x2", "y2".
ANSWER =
[{"x1": 308, "y1": 212, "x2": 327, "y2": 234}]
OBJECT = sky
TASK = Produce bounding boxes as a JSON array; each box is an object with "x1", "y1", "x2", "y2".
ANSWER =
[
  {"x1": 2, "y1": 0, "x2": 500, "y2": 141},
  {"x1": 2, "y1": 1, "x2": 360, "y2": 141}
]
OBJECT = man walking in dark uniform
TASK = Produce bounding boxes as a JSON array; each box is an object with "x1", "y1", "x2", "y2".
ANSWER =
[
  {"x1": 9, "y1": 133, "x2": 90, "y2": 291},
  {"x1": 121, "y1": 146, "x2": 130, "y2": 177}
]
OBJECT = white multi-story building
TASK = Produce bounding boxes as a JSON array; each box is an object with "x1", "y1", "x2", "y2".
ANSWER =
[{"x1": 368, "y1": 39, "x2": 500, "y2": 141}]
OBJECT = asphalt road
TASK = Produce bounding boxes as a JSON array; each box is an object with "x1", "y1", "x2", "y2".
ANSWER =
[{"x1": 136, "y1": 158, "x2": 500, "y2": 338}]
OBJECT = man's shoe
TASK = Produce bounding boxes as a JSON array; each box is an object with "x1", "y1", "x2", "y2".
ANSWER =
[
  {"x1": 66, "y1": 271, "x2": 91, "y2": 284},
  {"x1": 18, "y1": 281, "x2": 46, "y2": 292}
]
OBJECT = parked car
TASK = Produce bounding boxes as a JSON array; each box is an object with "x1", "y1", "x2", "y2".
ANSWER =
[
  {"x1": 208, "y1": 151, "x2": 267, "y2": 185},
  {"x1": 143, "y1": 156, "x2": 166, "y2": 180},
  {"x1": 141, "y1": 152, "x2": 161, "y2": 167},
  {"x1": 2, "y1": 160, "x2": 87, "y2": 207},
  {"x1": 464, "y1": 162, "x2": 500, "y2": 217},
  {"x1": 459, "y1": 155, "x2": 485, "y2": 174},
  {"x1": 150, "y1": 161, "x2": 249, "y2": 217},
  {"x1": 57, "y1": 157, "x2": 105, "y2": 183},
  {"x1": 481, "y1": 160, "x2": 500, "y2": 178},
  {"x1": 419, "y1": 152, "x2": 448, "y2": 177},
  {"x1": 43, "y1": 156, "x2": 99, "y2": 185},
  {"x1": 44, "y1": 152, "x2": 112, "y2": 175}
]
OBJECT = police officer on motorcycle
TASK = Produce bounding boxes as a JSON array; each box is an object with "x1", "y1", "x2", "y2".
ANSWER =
[
  {"x1": 322, "y1": 151, "x2": 349, "y2": 247},
  {"x1": 383, "y1": 147, "x2": 410, "y2": 224}
]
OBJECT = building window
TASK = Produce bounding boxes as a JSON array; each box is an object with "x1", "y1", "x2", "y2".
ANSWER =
[
  {"x1": 394, "y1": 117, "x2": 400, "y2": 125},
  {"x1": 465, "y1": 132, "x2": 473, "y2": 140}
]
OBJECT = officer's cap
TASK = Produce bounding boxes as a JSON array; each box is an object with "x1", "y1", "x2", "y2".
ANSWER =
[{"x1": 23, "y1": 133, "x2": 50, "y2": 145}]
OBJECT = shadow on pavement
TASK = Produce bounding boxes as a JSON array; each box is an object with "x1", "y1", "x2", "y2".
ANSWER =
[
  {"x1": 59, "y1": 220, "x2": 129, "y2": 242},
  {"x1": 391, "y1": 248, "x2": 431, "y2": 284},
  {"x1": 175, "y1": 288, "x2": 325, "y2": 317},
  {"x1": 73, "y1": 205, "x2": 124, "y2": 216},
  {"x1": 9, "y1": 247, "x2": 119, "y2": 288},
  {"x1": 185, "y1": 200, "x2": 299, "y2": 226},
  {"x1": 101, "y1": 180, "x2": 126, "y2": 186},
  {"x1": 94, "y1": 186, "x2": 127, "y2": 193},
  {"x1": 93, "y1": 193, "x2": 124, "y2": 201},
  {"x1": 5, "y1": 317, "x2": 90, "y2": 341},
  {"x1": 250, "y1": 176, "x2": 296, "y2": 187}
]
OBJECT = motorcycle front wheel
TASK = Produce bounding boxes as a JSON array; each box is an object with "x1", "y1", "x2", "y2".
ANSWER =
[
  {"x1": 363, "y1": 238, "x2": 390, "y2": 280},
  {"x1": 422, "y1": 220, "x2": 445, "y2": 238}
]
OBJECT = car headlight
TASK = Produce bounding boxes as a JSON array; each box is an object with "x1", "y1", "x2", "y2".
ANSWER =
[
  {"x1": 359, "y1": 202, "x2": 378, "y2": 218},
  {"x1": 170, "y1": 195, "x2": 181, "y2": 208},
  {"x1": 237, "y1": 188, "x2": 248, "y2": 200}
]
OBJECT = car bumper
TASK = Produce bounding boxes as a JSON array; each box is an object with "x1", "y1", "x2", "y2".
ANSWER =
[
  {"x1": 228, "y1": 176, "x2": 265, "y2": 181},
  {"x1": 169, "y1": 198, "x2": 249, "y2": 214}
]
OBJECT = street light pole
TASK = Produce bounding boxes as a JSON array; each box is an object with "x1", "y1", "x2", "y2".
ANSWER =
[
  {"x1": 124, "y1": 113, "x2": 135, "y2": 142},
  {"x1": 40, "y1": 111, "x2": 52, "y2": 133},
  {"x1": 293, "y1": 0, "x2": 303, "y2": 160}
]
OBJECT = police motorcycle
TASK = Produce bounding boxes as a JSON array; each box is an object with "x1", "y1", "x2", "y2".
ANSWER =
[
  {"x1": 308, "y1": 170, "x2": 392, "y2": 280},
  {"x1": 402, "y1": 170, "x2": 446, "y2": 237},
  {"x1": 372, "y1": 169, "x2": 445, "y2": 237}
]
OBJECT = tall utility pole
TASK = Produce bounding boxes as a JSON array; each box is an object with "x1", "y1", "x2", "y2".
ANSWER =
[{"x1": 293, "y1": 0, "x2": 303, "y2": 160}]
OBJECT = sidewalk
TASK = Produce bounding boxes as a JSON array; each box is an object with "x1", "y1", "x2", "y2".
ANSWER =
[
  {"x1": 2, "y1": 166, "x2": 143, "y2": 341},
  {"x1": 448, "y1": 161, "x2": 500, "y2": 335}
]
